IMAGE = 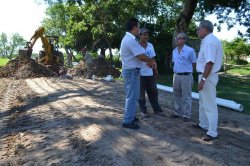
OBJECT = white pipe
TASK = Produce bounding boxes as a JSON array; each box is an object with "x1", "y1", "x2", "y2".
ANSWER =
[{"x1": 157, "y1": 84, "x2": 244, "y2": 112}]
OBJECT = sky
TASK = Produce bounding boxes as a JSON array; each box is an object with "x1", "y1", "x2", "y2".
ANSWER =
[
  {"x1": 0, "y1": 0, "x2": 46, "y2": 53},
  {"x1": 0, "y1": 0, "x2": 248, "y2": 53}
]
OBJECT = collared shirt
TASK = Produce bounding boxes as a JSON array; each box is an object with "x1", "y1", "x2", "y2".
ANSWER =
[
  {"x1": 140, "y1": 42, "x2": 156, "y2": 76},
  {"x1": 120, "y1": 32, "x2": 145, "y2": 70},
  {"x1": 172, "y1": 45, "x2": 196, "y2": 73},
  {"x1": 84, "y1": 51, "x2": 92, "y2": 64},
  {"x1": 196, "y1": 33, "x2": 223, "y2": 73}
]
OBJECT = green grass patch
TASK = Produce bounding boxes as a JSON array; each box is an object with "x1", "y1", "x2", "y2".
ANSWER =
[
  {"x1": 226, "y1": 64, "x2": 250, "y2": 76},
  {"x1": 0, "y1": 58, "x2": 9, "y2": 67},
  {"x1": 157, "y1": 72, "x2": 250, "y2": 113}
]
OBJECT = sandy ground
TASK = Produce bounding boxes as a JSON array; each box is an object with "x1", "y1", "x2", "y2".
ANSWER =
[{"x1": 0, "y1": 77, "x2": 250, "y2": 166}]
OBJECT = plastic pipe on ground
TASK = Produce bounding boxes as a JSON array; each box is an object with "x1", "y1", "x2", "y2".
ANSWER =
[{"x1": 157, "y1": 84, "x2": 244, "y2": 112}]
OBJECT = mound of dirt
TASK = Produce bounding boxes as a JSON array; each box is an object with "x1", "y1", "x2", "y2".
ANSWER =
[
  {"x1": 0, "y1": 56, "x2": 57, "y2": 79},
  {"x1": 68, "y1": 58, "x2": 120, "y2": 78}
]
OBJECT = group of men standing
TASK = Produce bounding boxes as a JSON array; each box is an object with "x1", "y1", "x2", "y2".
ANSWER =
[{"x1": 120, "y1": 18, "x2": 223, "y2": 142}]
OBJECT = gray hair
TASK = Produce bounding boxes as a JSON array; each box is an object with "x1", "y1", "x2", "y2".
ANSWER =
[
  {"x1": 199, "y1": 20, "x2": 214, "y2": 32},
  {"x1": 177, "y1": 32, "x2": 188, "y2": 41}
]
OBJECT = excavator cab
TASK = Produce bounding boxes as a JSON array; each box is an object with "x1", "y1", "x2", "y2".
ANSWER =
[{"x1": 38, "y1": 35, "x2": 64, "y2": 66}]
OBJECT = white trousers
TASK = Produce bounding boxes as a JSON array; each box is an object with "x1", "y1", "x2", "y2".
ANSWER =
[{"x1": 198, "y1": 73, "x2": 219, "y2": 137}]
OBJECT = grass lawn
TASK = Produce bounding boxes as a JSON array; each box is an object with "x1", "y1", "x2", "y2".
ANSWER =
[
  {"x1": 225, "y1": 64, "x2": 250, "y2": 76},
  {"x1": 157, "y1": 68, "x2": 250, "y2": 114},
  {"x1": 0, "y1": 58, "x2": 9, "y2": 67}
]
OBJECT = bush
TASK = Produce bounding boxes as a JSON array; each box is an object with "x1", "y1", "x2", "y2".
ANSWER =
[{"x1": 235, "y1": 59, "x2": 248, "y2": 65}]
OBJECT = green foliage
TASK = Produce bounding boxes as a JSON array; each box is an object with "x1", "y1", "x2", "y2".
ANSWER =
[
  {"x1": 0, "y1": 58, "x2": 9, "y2": 67},
  {"x1": 41, "y1": 0, "x2": 249, "y2": 72},
  {"x1": 0, "y1": 32, "x2": 26, "y2": 59},
  {"x1": 198, "y1": 0, "x2": 250, "y2": 38},
  {"x1": 73, "y1": 53, "x2": 83, "y2": 62},
  {"x1": 223, "y1": 38, "x2": 250, "y2": 65}
]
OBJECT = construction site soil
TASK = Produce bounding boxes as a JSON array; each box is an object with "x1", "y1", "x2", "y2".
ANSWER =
[
  {"x1": 0, "y1": 57, "x2": 120, "y2": 79},
  {"x1": 0, "y1": 56, "x2": 56, "y2": 79},
  {"x1": 0, "y1": 57, "x2": 249, "y2": 166}
]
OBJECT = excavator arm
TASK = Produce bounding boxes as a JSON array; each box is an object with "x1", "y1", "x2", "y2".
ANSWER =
[{"x1": 19, "y1": 27, "x2": 54, "y2": 64}]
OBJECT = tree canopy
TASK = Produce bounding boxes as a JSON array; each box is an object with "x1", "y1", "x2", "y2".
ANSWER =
[
  {"x1": 0, "y1": 33, "x2": 26, "y2": 59},
  {"x1": 223, "y1": 38, "x2": 250, "y2": 65},
  {"x1": 40, "y1": 0, "x2": 249, "y2": 72}
]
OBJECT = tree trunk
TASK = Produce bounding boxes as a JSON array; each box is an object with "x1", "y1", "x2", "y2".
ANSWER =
[
  {"x1": 176, "y1": 0, "x2": 198, "y2": 33},
  {"x1": 168, "y1": 0, "x2": 198, "y2": 71},
  {"x1": 100, "y1": 47, "x2": 106, "y2": 59},
  {"x1": 173, "y1": 0, "x2": 198, "y2": 47},
  {"x1": 103, "y1": 25, "x2": 113, "y2": 64}
]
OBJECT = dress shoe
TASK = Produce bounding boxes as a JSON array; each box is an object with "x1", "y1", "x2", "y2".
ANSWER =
[
  {"x1": 154, "y1": 111, "x2": 164, "y2": 116},
  {"x1": 133, "y1": 117, "x2": 139, "y2": 122},
  {"x1": 183, "y1": 117, "x2": 189, "y2": 122},
  {"x1": 191, "y1": 124, "x2": 207, "y2": 131},
  {"x1": 170, "y1": 114, "x2": 181, "y2": 118},
  {"x1": 122, "y1": 122, "x2": 140, "y2": 129},
  {"x1": 202, "y1": 134, "x2": 218, "y2": 142}
]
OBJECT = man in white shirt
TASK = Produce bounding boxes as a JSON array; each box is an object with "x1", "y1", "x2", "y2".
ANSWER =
[
  {"x1": 171, "y1": 33, "x2": 196, "y2": 122},
  {"x1": 195, "y1": 20, "x2": 223, "y2": 142},
  {"x1": 120, "y1": 18, "x2": 157, "y2": 129},
  {"x1": 138, "y1": 28, "x2": 163, "y2": 117}
]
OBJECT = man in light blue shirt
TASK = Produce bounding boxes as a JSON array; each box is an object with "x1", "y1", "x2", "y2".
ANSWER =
[
  {"x1": 171, "y1": 32, "x2": 196, "y2": 122},
  {"x1": 120, "y1": 18, "x2": 157, "y2": 129}
]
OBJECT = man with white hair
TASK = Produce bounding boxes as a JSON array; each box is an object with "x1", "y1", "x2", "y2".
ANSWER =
[
  {"x1": 171, "y1": 32, "x2": 196, "y2": 122},
  {"x1": 195, "y1": 20, "x2": 223, "y2": 142}
]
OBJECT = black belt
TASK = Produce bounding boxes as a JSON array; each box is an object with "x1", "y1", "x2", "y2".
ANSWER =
[
  {"x1": 135, "y1": 67, "x2": 140, "y2": 71},
  {"x1": 176, "y1": 72, "x2": 191, "y2": 75},
  {"x1": 197, "y1": 72, "x2": 218, "y2": 75}
]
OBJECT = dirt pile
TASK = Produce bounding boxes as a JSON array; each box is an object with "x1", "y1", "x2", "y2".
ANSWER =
[
  {"x1": 68, "y1": 58, "x2": 120, "y2": 78},
  {"x1": 0, "y1": 56, "x2": 57, "y2": 79}
]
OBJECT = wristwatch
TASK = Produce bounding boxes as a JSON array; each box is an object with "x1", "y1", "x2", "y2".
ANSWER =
[{"x1": 201, "y1": 77, "x2": 206, "y2": 81}]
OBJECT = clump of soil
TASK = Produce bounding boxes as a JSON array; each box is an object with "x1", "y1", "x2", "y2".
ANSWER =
[
  {"x1": 68, "y1": 58, "x2": 120, "y2": 78},
  {"x1": 0, "y1": 56, "x2": 57, "y2": 79}
]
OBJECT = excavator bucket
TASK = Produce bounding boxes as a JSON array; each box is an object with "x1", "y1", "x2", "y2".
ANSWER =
[{"x1": 18, "y1": 47, "x2": 33, "y2": 58}]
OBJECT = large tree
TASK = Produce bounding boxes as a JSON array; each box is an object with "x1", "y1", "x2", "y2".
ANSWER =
[
  {"x1": 40, "y1": 0, "x2": 249, "y2": 72},
  {"x1": 176, "y1": 0, "x2": 250, "y2": 37}
]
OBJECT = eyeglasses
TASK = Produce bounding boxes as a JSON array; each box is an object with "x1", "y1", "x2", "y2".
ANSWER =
[{"x1": 176, "y1": 37, "x2": 184, "y2": 40}]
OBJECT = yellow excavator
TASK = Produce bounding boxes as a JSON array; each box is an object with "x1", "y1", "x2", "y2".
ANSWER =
[{"x1": 19, "y1": 27, "x2": 64, "y2": 66}]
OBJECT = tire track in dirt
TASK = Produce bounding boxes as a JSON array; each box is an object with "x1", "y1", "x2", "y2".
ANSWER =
[
  {"x1": 26, "y1": 77, "x2": 250, "y2": 166},
  {"x1": 24, "y1": 78, "x2": 217, "y2": 165},
  {"x1": 1, "y1": 77, "x2": 250, "y2": 165},
  {"x1": 1, "y1": 80, "x2": 20, "y2": 112},
  {"x1": 25, "y1": 78, "x2": 169, "y2": 165}
]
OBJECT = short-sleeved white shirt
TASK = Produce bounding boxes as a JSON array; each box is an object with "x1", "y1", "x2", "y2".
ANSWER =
[
  {"x1": 172, "y1": 45, "x2": 196, "y2": 73},
  {"x1": 140, "y1": 42, "x2": 156, "y2": 76},
  {"x1": 120, "y1": 32, "x2": 145, "y2": 69},
  {"x1": 196, "y1": 33, "x2": 223, "y2": 73}
]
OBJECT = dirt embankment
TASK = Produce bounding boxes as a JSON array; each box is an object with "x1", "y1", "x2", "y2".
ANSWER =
[
  {"x1": 0, "y1": 56, "x2": 57, "y2": 79},
  {"x1": 0, "y1": 77, "x2": 250, "y2": 166},
  {"x1": 68, "y1": 58, "x2": 120, "y2": 78},
  {"x1": 0, "y1": 56, "x2": 120, "y2": 80}
]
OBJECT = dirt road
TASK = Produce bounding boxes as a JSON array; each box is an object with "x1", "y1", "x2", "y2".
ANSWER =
[{"x1": 0, "y1": 77, "x2": 249, "y2": 165}]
